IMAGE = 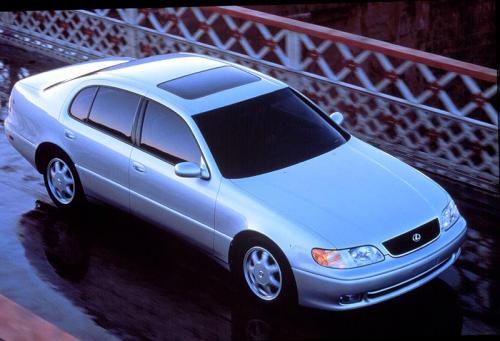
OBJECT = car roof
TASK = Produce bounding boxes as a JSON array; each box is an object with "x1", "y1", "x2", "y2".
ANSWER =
[
  {"x1": 93, "y1": 53, "x2": 286, "y2": 116},
  {"x1": 103, "y1": 53, "x2": 226, "y2": 85}
]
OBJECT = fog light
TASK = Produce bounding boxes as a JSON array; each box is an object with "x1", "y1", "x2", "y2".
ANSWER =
[{"x1": 339, "y1": 294, "x2": 362, "y2": 305}]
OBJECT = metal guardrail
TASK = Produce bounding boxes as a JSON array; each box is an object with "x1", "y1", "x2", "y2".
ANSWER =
[{"x1": 0, "y1": 7, "x2": 498, "y2": 191}]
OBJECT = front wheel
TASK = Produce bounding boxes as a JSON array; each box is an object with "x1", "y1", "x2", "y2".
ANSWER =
[
  {"x1": 43, "y1": 153, "x2": 85, "y2": 211},
  {"x1": 234, "y1": 237, "x2": 297, "y2": 307}
]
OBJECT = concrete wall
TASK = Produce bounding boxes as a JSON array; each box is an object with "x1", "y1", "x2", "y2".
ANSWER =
[{"x1": 248, "y1": 0, "x2": 496, "y2": 68}]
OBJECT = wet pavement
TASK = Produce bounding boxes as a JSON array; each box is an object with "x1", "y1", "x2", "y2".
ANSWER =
[{"x1": 1, "y1": 43, "x2": 499, "y2": 339}]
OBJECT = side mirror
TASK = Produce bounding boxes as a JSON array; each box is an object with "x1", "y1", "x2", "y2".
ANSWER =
[
  {"x1": 329, "y1": 112, "x2": 344, "y2": 125},
  {"x1": 174, "y1": 162, "x2": 210, "y2": 179},
  {"x1": 175, "y1": 162, "x2": 202, "y2": 178}
]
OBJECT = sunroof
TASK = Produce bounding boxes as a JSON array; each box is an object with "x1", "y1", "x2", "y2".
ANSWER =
[{"x1": 158, "y1": 66, "x2": 260, "y2": 99}]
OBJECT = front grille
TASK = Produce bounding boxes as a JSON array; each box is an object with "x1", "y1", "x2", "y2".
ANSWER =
[{"x1": 383, "y1": 218, "x2": 440, "y2": 256}]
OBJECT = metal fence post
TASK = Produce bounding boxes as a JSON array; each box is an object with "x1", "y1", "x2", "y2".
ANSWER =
[
  {"x1": 124, "y1": 8, "x2": 139, "y2": 58},
  {"x1": 0, "y1": 11, "x2": 15, "y2": 26},
  {"x1": 286, "y1": 31, "x2": 302, "y2": 71}
]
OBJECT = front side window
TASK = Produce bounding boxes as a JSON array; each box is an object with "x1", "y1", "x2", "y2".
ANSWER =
[
  {"x1": 193, "y1": 88, "x2": 348, "y2": 179},
  {"x1": 140, "y1": 100, "x2": 201, "y2": 164},
  {"x1": 87, "y1": 87, "x2": 140, "y2": 140},
  {"x1": 69, "y1": 86, "x2": 98, "y2": 120}
]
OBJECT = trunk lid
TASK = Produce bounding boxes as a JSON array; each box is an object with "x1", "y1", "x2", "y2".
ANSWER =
[{"x1": 18, "y1": 56, "x2": 132, "y2": 91}]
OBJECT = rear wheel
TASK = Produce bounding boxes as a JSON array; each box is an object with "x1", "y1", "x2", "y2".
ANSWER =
[
  {"x1": 234, "y1": 237, "x2": 297, "y2": 307},
  {"x1": 43, "y1": 152, "x2": 85, "y2": 210}
]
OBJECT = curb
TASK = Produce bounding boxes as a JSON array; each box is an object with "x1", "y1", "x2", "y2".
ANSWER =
[{"x1": 0, "y1": 294, "x2": 78, "y2": 341}]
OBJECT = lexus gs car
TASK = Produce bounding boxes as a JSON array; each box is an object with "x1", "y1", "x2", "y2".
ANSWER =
[{"x1": 5, "y1": 53, "x2": 467, "y2": 310}]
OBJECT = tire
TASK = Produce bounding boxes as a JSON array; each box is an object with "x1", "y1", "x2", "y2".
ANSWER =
[
  {"x1": 233, "y1": 236, "x2": 297, "y2": 308},
  {"x1": 43, "y1": 151, "x2": 85, "y2": 211}
]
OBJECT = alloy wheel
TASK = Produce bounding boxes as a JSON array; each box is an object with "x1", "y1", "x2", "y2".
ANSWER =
[
  {"x1": 47, "y1": 158, "x2": 75, "y2": 205},
  {"x1": 243, "y1": 246, "x2": 282, "y2": 301}
]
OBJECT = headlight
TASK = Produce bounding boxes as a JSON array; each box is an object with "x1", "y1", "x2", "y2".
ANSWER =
[
  {"x1": 441, "y1": 200, "x2": 460, "y2": 230},
  {"x1": 312, "y1": 246, "x2": 384, "y2": 269}
]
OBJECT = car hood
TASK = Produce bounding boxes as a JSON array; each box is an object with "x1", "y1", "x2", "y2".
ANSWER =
[{"x1": 230, "y1": 137, "x2": 449, "y2": 250}]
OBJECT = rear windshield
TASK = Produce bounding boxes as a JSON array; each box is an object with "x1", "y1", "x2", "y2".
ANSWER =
[{"x1": 193, "y1": 88, "x2": 348, "y2": 179}]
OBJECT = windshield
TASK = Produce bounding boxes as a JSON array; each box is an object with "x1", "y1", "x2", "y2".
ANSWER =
[{"x1": 193, "y1": 88, "x2": 348, "y2": 179}]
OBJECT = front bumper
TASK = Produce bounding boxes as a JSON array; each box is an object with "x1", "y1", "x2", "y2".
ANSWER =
[{"x1": 292, "y1": 218, "x2": 467, "y2": 311}]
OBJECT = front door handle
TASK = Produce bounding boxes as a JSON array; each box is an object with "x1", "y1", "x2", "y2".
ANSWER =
[
  {"x1": 132, "y1": 161, "x2": 146, "y2": 173},
  {"x1": 64, "y1": 129, "x2": 76, "y2": 140}
]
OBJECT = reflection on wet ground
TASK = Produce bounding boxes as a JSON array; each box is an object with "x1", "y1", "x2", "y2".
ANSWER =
[
  {"x1": 0, "y1": 43, "x2": 499, "y2": 338},
  {"x1": 18, "y1": 200, "x2": 465, "y2": 340}
]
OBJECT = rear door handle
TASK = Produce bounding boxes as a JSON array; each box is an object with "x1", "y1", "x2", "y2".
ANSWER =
[
  {"x1": 64, "y1": 129, "x2": 75, "y2": 140},
  {"x1": 132, "y1": 161, "x2": 146, "y2": 173}
]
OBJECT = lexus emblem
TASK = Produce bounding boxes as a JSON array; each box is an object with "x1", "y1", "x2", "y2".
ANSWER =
[{"x1": 412, "y1": 233, "x2": 422, "y2": 242}]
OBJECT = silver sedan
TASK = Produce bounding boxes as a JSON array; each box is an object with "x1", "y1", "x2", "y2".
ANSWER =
[{"x1": 5, "y1": 53, "x2": 467, "y2": 310}]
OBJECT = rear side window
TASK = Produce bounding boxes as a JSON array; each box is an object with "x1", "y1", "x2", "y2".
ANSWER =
[
  {"x1": 69, "y1": 86, "x2": 98, "y2": 120},
  {"x1": 88, "y1": 87, "x2": 140, "y2": 140},
  {"x1": 140, "y1": 100, "x2": 201, "y2": 164}
]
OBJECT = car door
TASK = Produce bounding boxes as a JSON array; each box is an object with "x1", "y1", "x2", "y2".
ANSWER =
[
  {"x1": 129, "y1": 99, "x2": 219, "y2": 251},
  {"x1": 60, "y1": 85, "x2": 141, "y2": 211}
]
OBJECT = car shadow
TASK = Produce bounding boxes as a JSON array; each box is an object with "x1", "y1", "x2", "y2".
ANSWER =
[{"x1": 18, "y1": 200, "x2": 463, "y2": 340}]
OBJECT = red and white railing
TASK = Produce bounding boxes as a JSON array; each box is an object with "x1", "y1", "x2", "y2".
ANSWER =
[{"x1": 0, "y1": 7, "x2": 498, "y2": 191}]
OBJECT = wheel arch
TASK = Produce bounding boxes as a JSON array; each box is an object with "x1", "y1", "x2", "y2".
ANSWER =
[
  {"x1": 228, "y1": 229, "x2": 299, "y2": 304},
  {"x1": 228, "y1": 230, "x2": 289, "y2": 273},
  {"x1": 35, "y1": 142, "x2": 73, "y2": 174}
]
